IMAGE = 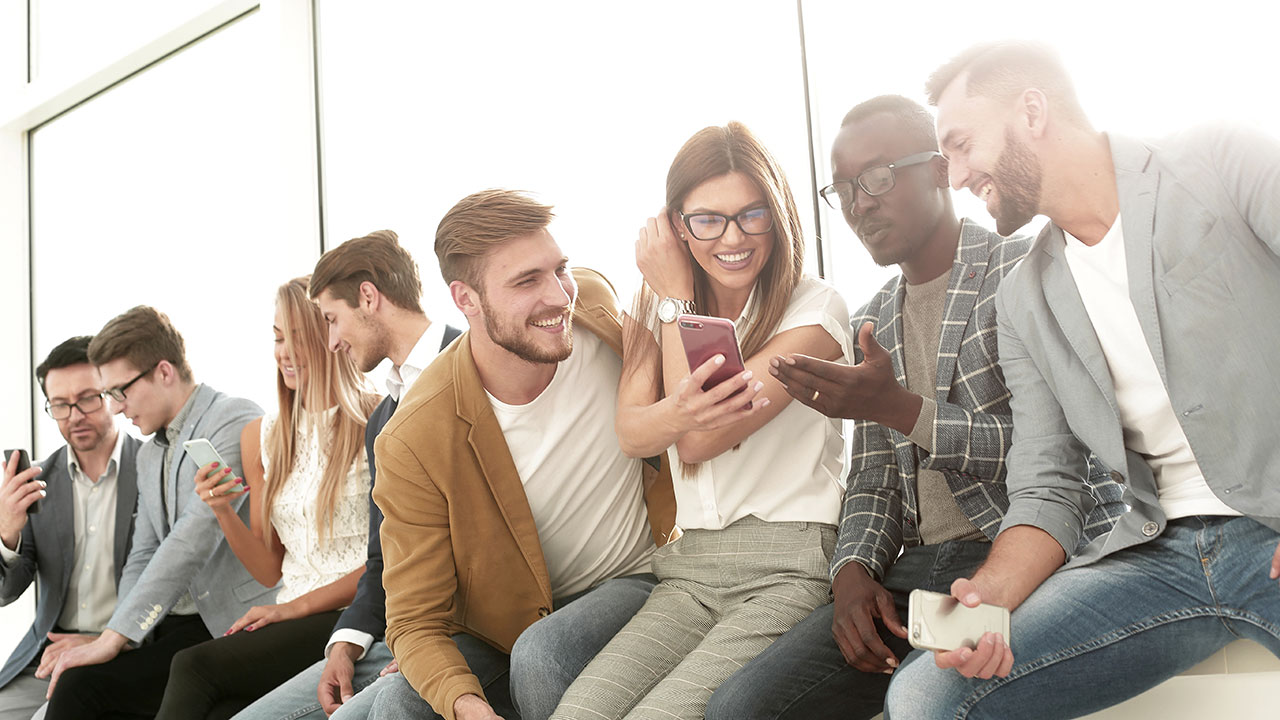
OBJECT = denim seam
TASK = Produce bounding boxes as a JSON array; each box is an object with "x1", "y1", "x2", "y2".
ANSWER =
[{"x1": 953, "y1": 605, "x2": 1269, "y2": 718}]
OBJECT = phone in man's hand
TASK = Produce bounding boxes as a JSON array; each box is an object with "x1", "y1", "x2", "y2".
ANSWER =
[
  {"x1": 3, "y1": 449, "x2": 39, "y2": 514},
  {"x1": 907, "y1": 589, "x2": 1010, "y2": 653}
]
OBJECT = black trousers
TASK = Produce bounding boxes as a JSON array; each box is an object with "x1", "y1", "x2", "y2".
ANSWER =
[
  {"x1": 154, "y1": 609, "x2": 342, "y2": 720},
  {"x1": 45, "y1": 613, "x2": 212, "y2": 720}
]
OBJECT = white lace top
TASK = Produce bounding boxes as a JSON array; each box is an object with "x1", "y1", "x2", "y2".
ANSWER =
[{"x1": 261, "y1": 407, "x2": 371, "y2": 604}]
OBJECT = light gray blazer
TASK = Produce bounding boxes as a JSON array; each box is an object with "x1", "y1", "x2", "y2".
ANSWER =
[
  {"x1": 994, "y1": 125, "x2": 1280, "y2": 567},
  {"x1": 106, "y1": 384, "x2": 276, "y2": 642},
  {"x1": 0, "y1": 436, "x2": 140, "y2": 687}
]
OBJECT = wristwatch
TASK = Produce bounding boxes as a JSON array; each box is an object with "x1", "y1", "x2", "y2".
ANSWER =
[{"x1": 657, "y1": 297, "x2": 696, "y2": 323}]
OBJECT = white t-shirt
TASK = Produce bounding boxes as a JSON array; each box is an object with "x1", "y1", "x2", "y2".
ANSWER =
[
  {"x1": 650, "y1": 275, "x2": 854, "y2": 530},
  {"x1": 488, "y1": 331, "x2": 654, "y2": 598},
  {"x1": 1063, "y1": 216, "x2": 1239, "y2": 520}
]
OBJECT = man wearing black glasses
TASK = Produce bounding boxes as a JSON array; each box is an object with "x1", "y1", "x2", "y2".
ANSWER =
[
  {"x1": 37, "y1": 306, "x2": 272, "y2": 720},
  {"x1": 705, "y1": 95, "x2": 1122, "y2": 720},
  {"x1": 0, "y1": 336, "x2": 141, "y2": 720}
]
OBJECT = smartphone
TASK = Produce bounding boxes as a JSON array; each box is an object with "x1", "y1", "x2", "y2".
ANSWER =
[
  {"x1": 181, "y1": 439, "x2": 245, "y2": 488},
  {"x1": 3, "y1": 449, "x2": 39, "y2": 514},
  {"x1": 677, "y1": 314, "x2": 747, "y2": 392},
  {"x1": 907, "y1": 589, "x2": 1010, "y2": 653}
]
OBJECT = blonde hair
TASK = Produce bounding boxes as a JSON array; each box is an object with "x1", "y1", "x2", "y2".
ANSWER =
[
  {"x1": 434, "y1": 189, "x2": 555, "y2": 288},
  {"x1": 261, "y1": 277, "x2": 379, "y2": 545}
]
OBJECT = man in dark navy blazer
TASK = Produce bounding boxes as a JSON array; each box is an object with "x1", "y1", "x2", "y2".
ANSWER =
[
  {"x1": 0, "y1": 336, "x2": 141, "y2": 720},
  {"x1": 235, "y1": 230, "x2": 460, "y2": 720}
]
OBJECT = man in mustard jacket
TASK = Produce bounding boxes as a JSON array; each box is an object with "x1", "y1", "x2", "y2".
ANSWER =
[{"x1": 369, "y1": 189, "x2": 676, "y2": 720}]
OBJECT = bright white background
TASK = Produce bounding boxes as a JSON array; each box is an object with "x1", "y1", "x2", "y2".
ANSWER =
[{"x1": 1, "y1": 0, "x2": 1276, "y2": 675}]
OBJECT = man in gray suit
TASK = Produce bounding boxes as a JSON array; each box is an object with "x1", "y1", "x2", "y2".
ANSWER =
[
  {"x1": 887, "y1": 41, "x2": 1280, "y2": 718},
  {"x1": 0, "y1": 336, "x2": 141, "y2": 720},
  {"x1": 40, "y1": 306, "x2": 273, "y2": 719}
]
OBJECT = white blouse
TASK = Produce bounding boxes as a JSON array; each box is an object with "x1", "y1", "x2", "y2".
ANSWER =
[
  {"x1": 647, "y1": 275, "x2": 855, "y2": 530},
  {"x1": 261, "y1": 407, "x2": 371, "y2": 604}
]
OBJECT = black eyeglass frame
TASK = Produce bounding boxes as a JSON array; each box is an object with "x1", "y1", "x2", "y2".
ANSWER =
[
  {"x1": 678, "y1": 206, "x2": 775, "y2": 242},
  {"x1": 104, "y1": 363, "x2": 159, "y2": 403},
  {"x1": 819, "y1": 151, "x2": 942, "y2": 209},
  {"x1": 45, "y1": 392, "x2": 107, "y2": 420}
]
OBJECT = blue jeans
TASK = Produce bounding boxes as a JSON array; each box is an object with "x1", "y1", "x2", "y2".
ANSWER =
[
  {"x1": 886, "y1": 516, "x2": 1280, "y2": 719},
  {"x1": 231, "y1": 640, "x2": 394, "y2": 720},
  {"x1": 369, "y1": 574, "x2": 658, "y2": 720},
  {"x1": 705, "y1": 541, "x2": 990, "y2": 720}
]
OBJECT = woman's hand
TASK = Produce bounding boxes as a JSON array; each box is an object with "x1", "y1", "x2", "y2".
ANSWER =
[
  {"x1": 224, "y1": 602, "x2": 302, "y2": 636},
  {"x1": 664, "y1": 354, "x2": 769, "y2": 435},
  {"x1": 193, "y1": 461, "x2": 246, "y2": 514},
  {"x1": 637, "y1": 206, "x2": 695, "y2": 300}
]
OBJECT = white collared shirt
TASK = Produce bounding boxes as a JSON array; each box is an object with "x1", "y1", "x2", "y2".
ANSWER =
[
  {"x1": 385, "y1": 322, "x2": 445, "y2": 402},
  {"x1": 1063, "y1": 217, "x2": 1239, "y2": 520},
  {"x1": 62, "y1": 429, "x2": 127, "y2": 632}
]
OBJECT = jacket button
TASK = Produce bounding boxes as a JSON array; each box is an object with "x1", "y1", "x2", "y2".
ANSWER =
[
  {"x1": 1141, "y1": 521, "x2": 1159, "y2": 537},
  {"x1": 1109, "y1": 471, "x2": 1123, "y2": 483},
  {"x1": 537, "y1": 607, "x2": 551, "y2": 618}
]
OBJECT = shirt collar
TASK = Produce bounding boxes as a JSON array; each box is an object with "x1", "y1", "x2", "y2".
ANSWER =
[{"x1": 385, "y1": 323, "x2": 443, "y2": 401}]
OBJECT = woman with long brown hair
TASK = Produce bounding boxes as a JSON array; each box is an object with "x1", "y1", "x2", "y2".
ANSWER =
[
  {"x1": 155, "y1": 276, "x2": 379, "y2": 719},
  {"x1": 552, "y1": 122, "x2": 854, "y2": 720}
]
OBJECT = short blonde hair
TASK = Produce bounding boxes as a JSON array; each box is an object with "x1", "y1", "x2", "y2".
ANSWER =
[{"x1": 434, "y1": 189, "x2": 554, "y2": 288}]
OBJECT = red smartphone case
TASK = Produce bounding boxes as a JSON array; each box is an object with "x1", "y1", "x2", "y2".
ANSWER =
[{"x1": 677, "y1": 314, "x2": 747, "y2": 391}]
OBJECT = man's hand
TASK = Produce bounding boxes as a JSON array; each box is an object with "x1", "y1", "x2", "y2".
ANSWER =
[
  {"x1": 317, "y1": 641, "x2": 361, "y2": 715},
  {"x1": 831, "y1": 562, "x2": 906, "y2": 674},
  {"x1": 0, "y1": 451, "x2": 43, "y2": 550},
  {"x1": 930, "y1": 577, "x2": 1014, "y2": 679},
  {"x1": 43, "y1": 629, "x2": 128, "y2": 697},
  {"x1": 454, "y1": 693, "x2": 504, "y2": 720},
  {"x1": 36, "y1": 632, "x2": 97, "y2": 678},
  {"x1": 769, "y1": 321, "x2": 922, "y2": 434}
]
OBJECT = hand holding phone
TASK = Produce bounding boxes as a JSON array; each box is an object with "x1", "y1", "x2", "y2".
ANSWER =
[
  {"x1": 182, "y1": 439, "x2": 246, "y2": 490},
  {"x1": 3, "y1": 448, "x2": 43, "y2": 516},
  {"x1": 677, "y1": 314, "x2": 747, "y2": 392},
  {"x1": 907, "y1": 589, "x2": 1010, "y2": 653}
]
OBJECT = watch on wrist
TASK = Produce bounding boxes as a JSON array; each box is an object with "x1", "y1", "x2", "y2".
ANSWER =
[{"x1": 657, "y1": 297, "x2": 696, "y2": 323}]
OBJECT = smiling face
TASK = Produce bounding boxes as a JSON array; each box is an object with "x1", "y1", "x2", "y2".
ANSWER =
[
  {"x1": 273, "y1": 304, "x2": 303, "y2": 392},
  {"x1": 469, "y1": 229, "x2": 577, "y2": 365},
  {"x1": 936, "y1": 73, "x2": 1044, "y2": 236},
  {"x1": 316, "y1": 287, "x2": 391, "y2": 373},
  {"x1": 831, "y1": 113, "x2": 948, "y2": 267},
  {"x1": 43, "y1": 363, "x2": 115, "y2": 455},
  {"x1": 679, "y1": 171, "x2": 775, "y2": 310}
]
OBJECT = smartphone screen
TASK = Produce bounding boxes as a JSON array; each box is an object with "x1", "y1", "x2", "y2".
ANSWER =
[{"x1": 677, "y1": 314, "x2": 747, "y2": 392}]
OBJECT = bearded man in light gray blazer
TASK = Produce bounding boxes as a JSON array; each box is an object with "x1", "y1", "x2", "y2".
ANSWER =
[
  {"x1": 40, "y1": 306, "x2": 275, "y2": 720},
  {"x1": 885, "y1": 41, "x2": 1280, "y2": 719}
]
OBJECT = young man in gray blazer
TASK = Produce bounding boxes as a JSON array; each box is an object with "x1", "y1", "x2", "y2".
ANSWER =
[
  {"x1": 887, "y1": 41, "x2": 1280, "y2": 718},
  {"x1": 0, "y1": 336, "x2": 142, "y2": 720},
  {"x1": 40, "y1": 306, "x2": 273, "y2": 719}
]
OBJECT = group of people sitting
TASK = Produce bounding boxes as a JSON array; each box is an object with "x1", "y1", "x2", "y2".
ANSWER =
[{"x1": 1, "y1": 40, "x2": 1277, "y2": 720}]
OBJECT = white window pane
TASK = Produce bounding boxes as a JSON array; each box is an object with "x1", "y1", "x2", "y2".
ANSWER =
[
  {"x1": 30, "y1": 10, "x2": 312, "y2": 454},
  {"x1": 32, "y1": 0, "x2": 225, "y2": 81},
  {"x1": 317, "y1": 0, "x2": 815, "y2": 326}
]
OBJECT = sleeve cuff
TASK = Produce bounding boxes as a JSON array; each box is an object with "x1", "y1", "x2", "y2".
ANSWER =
[
  {"x1": 906, "y1": 396, "x2": 937, "y2": 452},
  {"x1": 998, "y1": 501, "x2": 1083, "y2": 559},
  {"x1": 0, "y1": 536, "x2": 20, "y2": 563},
  {"x1": 326, "y1": 629, "x2": 376, "y2": 660}
]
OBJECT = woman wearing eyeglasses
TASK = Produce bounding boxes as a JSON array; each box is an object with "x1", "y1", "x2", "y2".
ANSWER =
[
  {"x1": 153, "y1": 276, "x2": 379, "y2": 720},
  {"x1": 551, "y1": 122, "x2": 854, "y2": 720}
]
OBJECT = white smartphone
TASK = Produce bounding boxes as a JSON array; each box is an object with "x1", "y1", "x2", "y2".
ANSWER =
[
  {"x1": 181, "y1": 438, "x2": 244, "y2": 488},
  {"x1": 907, "y1": 589, "x2": 1010, "y2": 653}
]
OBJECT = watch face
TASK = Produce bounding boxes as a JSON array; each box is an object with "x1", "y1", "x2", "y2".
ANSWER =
[{"x1": 658, "y1": 298, "x2": 678, "y2": 323}]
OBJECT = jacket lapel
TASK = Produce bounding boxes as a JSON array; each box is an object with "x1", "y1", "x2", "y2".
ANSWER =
[
  {"x1": 169, "y1": 386, "x2": 215, "y2": 529},
  {"x1": 114, "y1": 437, "x2": 140, "y2": 582},
  {"x1": 48, "y1": 449, "x2": 77, "y2": 599},
  {"x1": 935, "y1": 221, "x2": 989, "y2": 397},
  {"x1": 1112, "y1": 136, "x2": 1168, "y2": 383}
]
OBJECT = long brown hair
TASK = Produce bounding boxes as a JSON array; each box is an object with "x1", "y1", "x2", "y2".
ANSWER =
[{"x1": 261, "y1": 276, "x2": 379, "y2": 545}]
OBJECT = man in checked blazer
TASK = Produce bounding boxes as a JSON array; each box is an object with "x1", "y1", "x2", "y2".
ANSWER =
[
  {"x1": 706, "y1": 95, "x2": 1124, "y2": 720},
  {"x1": 41, "y1": 306, "x2": 273, "y2": 720},
  {"x1": 0, "y1": 336, "x2": 141, "y2": 720}
]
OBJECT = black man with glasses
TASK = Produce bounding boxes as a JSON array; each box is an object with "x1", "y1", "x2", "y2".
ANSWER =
[
  {"x1": 0, "y1": 336, "x2": 141, "y2": 720},
  {"x1": 37, "y1": 306, "x2": 273, "y2": 720},
  {"x1": 704, "y1": 95, "x2": 1123, "y2": 720}
]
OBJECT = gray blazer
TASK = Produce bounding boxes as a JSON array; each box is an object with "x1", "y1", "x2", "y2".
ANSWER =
[
  {"x1": 106, "y1": 384, "x2": 276, "y2": 642},
  {"x1": 0, "y1": 436, "x2": 141, "y2": 687},
  {"x1": 994, "y1": 125, "x2": 1280, "y2": 567}
]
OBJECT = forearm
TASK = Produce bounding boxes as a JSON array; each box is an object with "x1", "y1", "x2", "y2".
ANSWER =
[
  {"x1": 615, "y1": 398, "x2": 685, "y2": 458},
  {"x1": 214, "y1": 506, "x2": 282, "y2": 587},
  {"x1": 970, "y1": 524, "x2": 1064, "y2": 610},
  {"x1": 289, "y1": 565, "x2": 365, "y2": 616}
]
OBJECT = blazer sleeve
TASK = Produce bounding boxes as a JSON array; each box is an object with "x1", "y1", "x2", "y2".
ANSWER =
[
  {"x1": 333, "y1": 489, "x2": 386, "y2": 640},
  {"x1": 374, "y1": 432, "x2": 481, "y2": 720},
  {"x1": 993, "y1": 286, "x2": 1097, "y2": 557},
  {"x1": 1206, "y1": 124, "x2": 1280, "y2": 256},
  {"x1": 830, "y1": 417, "x2": 904, "y2": 583},
  {"x1": 0, "y1": 521, "x2": 39, "y2": 605},
  {"x1": 108, "y1": 400, "x2": 257, "y2": 642}
]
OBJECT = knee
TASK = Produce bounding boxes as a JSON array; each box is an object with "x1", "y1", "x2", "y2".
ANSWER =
[
  {"x1": 704, "y1": 679, "x2": 749, "y2": 720},
  {"x1": 884, "y1": 656, "x2": 960, "y2": 720},
  {"x1": 510, "y1": 617, "x2": 569, "y2": 683}
]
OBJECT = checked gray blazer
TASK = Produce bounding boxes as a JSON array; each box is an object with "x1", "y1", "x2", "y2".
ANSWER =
[{"x1": 831, "y1": 220, "x2": 1126, "y2": 582}]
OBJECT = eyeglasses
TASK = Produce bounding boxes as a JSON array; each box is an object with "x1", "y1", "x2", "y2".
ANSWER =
[
  {"x1": 104, "y1": 363, "x2": 159, "y2": 402},
  {"x1": 679, "y1": 206, "x2": 774, "y2": 241},
  {"x1": 45, "y1": 393, "x2": 106, "y2": 420},
  {"x1": 819, "y1": 151, "x2": 942, "y2": 210}
]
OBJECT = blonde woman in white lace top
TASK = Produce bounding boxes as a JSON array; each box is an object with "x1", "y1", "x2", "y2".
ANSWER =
[{"x1": 156, "y1": 276, "x2": 380, "y2": 719}]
